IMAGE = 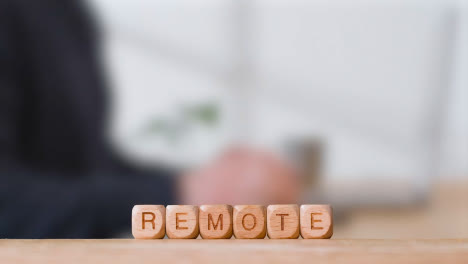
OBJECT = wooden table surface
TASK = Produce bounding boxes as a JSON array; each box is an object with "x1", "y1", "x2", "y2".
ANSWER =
[{"x1": 1, "y1": 239, "x2": 467, "y2": 264}]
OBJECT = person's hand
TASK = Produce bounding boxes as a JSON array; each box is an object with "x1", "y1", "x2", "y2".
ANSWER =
[{"x1": 178, "y1": 146, "x2": 300, "y2": 205}]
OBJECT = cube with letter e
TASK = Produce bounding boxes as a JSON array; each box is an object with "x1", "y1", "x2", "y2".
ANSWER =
[
  {"x1": 300, "y1": 204, "x2": 333, "y2": 239},
  {"x1": 166, "y1": 205, "x2": 199, "y2": 239}
]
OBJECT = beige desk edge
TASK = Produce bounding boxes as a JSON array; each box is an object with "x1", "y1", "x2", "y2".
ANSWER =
[{"x1": 1, "y1": 239, "x2": 467, "y2": 264}]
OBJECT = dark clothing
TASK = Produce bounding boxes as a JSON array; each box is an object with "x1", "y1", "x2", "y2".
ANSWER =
[{"x1": 0, "y1": 0, "x2": 175, "y2": 238}]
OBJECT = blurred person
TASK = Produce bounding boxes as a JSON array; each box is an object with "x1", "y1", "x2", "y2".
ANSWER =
[
  {"x1": 0, "y1": 0, "x2": 299, "y2": 238},
  {"x1": 181, "y1": 147, "x2": 299, "y2": 205}
]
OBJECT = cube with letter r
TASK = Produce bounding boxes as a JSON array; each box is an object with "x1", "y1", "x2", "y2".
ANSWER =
[{"x1": 132, "y1": 205, "x2": 165, "y2": 239}]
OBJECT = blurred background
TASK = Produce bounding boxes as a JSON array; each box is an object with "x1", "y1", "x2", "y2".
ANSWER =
[
  {"x1": 89, "y1": 0, "x2": 467, "y2": 238},
  {"x1": 1, "y1": 0, "x2": 467, "y2": 239}
]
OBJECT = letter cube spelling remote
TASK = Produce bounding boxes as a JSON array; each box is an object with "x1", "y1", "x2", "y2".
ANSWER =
[
  {"x1": 233, "y1": 205, "x2": 267, "y2": 239},
  {"x1": 132, "y1": 204, "x2": 333, "y2": 239}
]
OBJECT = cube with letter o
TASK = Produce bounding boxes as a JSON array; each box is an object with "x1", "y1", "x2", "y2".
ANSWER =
[{"x1": 233, "y1": 205, "x2": 266, "y2": 239}]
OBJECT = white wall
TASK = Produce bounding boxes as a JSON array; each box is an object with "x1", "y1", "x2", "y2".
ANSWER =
[{"x1": 88, "y1": 0, "x2": 467, "y2": 182}]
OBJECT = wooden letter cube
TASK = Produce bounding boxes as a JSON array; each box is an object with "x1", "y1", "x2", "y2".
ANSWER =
[
  {"x1": 233, "y1": 205, "x2": 266, "y2": 239},
  {"x1": 132, "y1": 205, "x2": 165, "y2": 239},
  {"x1": 199, "y1": 205, "x2": 233, "y2": 239},
  {"x1": 300, "y1": 204, "x2": 333, "y2": 239},
  {"x1": 267, "y1": 204, "x2": 300, "y2": 239},
  {"x1": 166, "y1": 205, "x2": 199, "y2": 239}
]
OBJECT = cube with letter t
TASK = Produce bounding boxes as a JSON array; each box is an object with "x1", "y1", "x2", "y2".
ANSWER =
[{"x1": 267, "y1": 205, "x2": 300, "y2": 239}]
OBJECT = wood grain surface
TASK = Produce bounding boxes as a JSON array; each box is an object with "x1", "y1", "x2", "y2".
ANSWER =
[{"x1": 1, "y1": 239, "x2": 467, "y2": 264}]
